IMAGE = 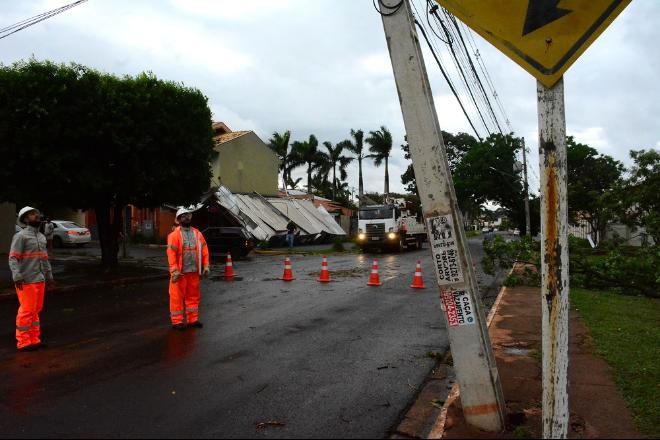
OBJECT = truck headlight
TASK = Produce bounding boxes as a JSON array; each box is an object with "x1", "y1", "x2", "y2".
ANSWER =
[
  {"x1": 388, "y1": 232, "x2": 396, "y2": 240},
  {"x1": 358, "y1": 233, "x2": 366, "y2": 240}
]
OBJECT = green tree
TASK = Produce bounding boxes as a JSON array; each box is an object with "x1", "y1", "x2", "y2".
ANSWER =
[
  {"x1": 343, "y1": 129, "x2": 366, "y2": 203},
  {"x1": 566, "y1": 137, "x2": 624, "y2": 243},
  {"x1": 268, "y1": 130, "x2": 301, "y2": 189},
  {"x1": 617, "y1": 149, "x2": 660, "y2": 244},
  {"x1": 290, "y1": 134, "x2": 321, "y2": 194},
  {"x1": 324, "y1": 141, "x2": 354, "y2": 201},
  {"x1": 0, "y1": 59, "x2": 214, "y2": 267},
  {"x1": 366, "y1": 126, "x2": 393, "y2": 197}
]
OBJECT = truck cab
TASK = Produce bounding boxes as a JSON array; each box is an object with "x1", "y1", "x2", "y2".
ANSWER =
[{"x1": 356, "y1": 199, "x2": 426, "y2": 252}]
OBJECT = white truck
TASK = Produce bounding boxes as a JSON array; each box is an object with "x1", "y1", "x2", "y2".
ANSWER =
[{"x1": 355, "y1": 198, "x2": 426, "y2": 252}]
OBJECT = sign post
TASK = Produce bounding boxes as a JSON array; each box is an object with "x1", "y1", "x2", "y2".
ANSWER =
[
  {"x1": 434, "y1": 1, "x2": 631, "y2": 437},
  {"x1": 537, "y1": 77, "x2": 569, "y2": 438},
  {"x1": 379, "y1": 0, "x2": 505, "y2": 432}
]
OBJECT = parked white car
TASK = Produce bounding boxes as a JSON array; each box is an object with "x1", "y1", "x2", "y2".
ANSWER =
[
  {"x1": 513, "y1": 228, "x2": 520, "y2": 236},
  {"x1": 52, "y1": 220, "x2": 91, "y2": 247}
]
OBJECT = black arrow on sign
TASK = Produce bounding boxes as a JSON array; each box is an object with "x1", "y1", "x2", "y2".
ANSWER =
[{"x1": 522, "y1": 0, "x2": 572, "y2": 36}]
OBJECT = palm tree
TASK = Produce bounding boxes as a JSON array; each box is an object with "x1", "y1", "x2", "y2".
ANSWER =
[
  {"x1": 268, "y1": 130, "x2": 305, "y2": 190},
  {"x1": 291, "y1": 134, "x2": 322, "y2": 194},
  {"x1": 324, "y1": 141, "x2": 354, "y2": 201},
  {"x1": 344, "y1": 129, "x2": 366, "y2": 205},
  {"x1": 366, "y1": 126, "x2": 393, "y2": 198}
]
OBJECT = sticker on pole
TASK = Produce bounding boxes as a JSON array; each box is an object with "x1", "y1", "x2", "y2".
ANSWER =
[
  {"x1": 441, "y1": 289, "x2": 476, "y2": 327},
  {"x1": 427, "y1": 215, "x2": 464, "y2": 285}
]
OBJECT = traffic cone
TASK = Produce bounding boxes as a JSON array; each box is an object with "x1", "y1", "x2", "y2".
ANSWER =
[
  {"x1": 410, "y1": 260, "x2": 426, "y2": 289},
  {"x1": 281, "y1": 256, "x2": 295, "y2": 281},
  {"x1": 224, "y1": 252, "x2": 235, "y2": 281},
  {"x1": 317, "y1": 255, "x2": 331, "y2": 283},
  {"x1": 367, "y1": 259, "x2": 382, "y2": 286}
]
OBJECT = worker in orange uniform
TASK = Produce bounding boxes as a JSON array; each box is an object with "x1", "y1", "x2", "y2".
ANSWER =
[
  {"x1": 167, "y1": 207, "x2": 210, "y2": 330},
  {"x1": 9, "y1": 206, "x2": 54, "y2": 352}
]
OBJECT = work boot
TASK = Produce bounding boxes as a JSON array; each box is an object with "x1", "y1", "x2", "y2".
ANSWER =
[
  {"x1": 17, "y1": 345, "x2": 37, "y2": 352},
  {"x1": 172, "y1": 323, "x2": 186, "y2": 331},
  {"x1": 188, "y1": 321, "x2": 203, "y2": 328}
]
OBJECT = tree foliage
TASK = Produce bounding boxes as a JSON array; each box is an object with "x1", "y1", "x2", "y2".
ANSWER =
[
  {"x1": 566, "y1": 137, "x2": 624, "y2": 243},
  {"x1": 0, "y1": 59, "x2": 214, "y2": 266},
  {"x1": 365, "y1": 126, "x2": 393, "y2": 196},
  {"x1": 615, "y1": 149, "x2": 660, "y2": 244}
]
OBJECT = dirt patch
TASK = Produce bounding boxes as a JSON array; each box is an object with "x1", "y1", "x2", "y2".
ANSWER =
[{"x1": 306, "y1": 267, "x2": 369, "y2": 278}]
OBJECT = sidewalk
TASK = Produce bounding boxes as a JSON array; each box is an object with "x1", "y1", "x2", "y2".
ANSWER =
[{"x1": 435, "y1": 282, "x2": 644, "y2": 439}]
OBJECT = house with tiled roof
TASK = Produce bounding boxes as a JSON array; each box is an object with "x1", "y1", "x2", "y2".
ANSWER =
[{"x1": 211, "y1": 122, "x2": 278, "y2": 196}]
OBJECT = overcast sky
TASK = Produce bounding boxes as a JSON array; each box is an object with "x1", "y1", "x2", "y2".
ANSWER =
[{"x1": 2, "y1": 0, "x2": 659, "y2": 197}]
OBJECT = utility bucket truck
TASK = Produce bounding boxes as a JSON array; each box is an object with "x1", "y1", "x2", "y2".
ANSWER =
[{"x1": 356, "y1": 198, "x2": 426, "y2": 252}]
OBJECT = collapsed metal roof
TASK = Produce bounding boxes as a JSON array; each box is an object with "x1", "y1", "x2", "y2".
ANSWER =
[{"x1": 209, "y1": 186, "x2": 346, "y2": 242}]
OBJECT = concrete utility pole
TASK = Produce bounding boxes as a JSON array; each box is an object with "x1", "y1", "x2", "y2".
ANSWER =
[
  {"x1": 379, "y1": 0, "x2": 505, "y2": 431},
  {"x1": 537, "y1": 78, "x2": 570, "y2": 439},
  {"x1": 522, "y1": 137, "x2": 531, "y2": 236}
]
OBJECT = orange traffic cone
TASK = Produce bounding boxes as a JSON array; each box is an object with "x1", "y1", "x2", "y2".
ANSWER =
[
  {"x1": 281, "y1": 256, "x2": 295, "y2": 281},
  {"x1": 410, "y1": 260, "x2": 426, "y2": 289},
  {"x1": 317, "y1": 255, "x2": 331, "y2": 283},
  {"x1": 224, "y1": 252, "x2": 235, "y2": 281},
  {"x1": 367, "y1": 259, "x2": 382, "y2": 286}
]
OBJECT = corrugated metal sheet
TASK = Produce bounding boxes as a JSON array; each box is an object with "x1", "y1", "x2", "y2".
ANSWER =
[
  {"x1": 210, "y1": 186, "x2": 346, "y2": 241},
  {"x1": 314, "y1": 204, "x2": 347, "y2": 235},
  {"x1": 235, "y1": 193, "x2": 291, "y2": 234},
  {"x1": 269, "y1": 198, "x2": 322, "y2": 235},
  {"x1": 214, "y1": 187, "x2": 273, "y2": 242}
]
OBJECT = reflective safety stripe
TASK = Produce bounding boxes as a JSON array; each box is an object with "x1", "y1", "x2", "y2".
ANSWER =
[
  {"x1": 16, "y1": 325, "x2": 31, "y2": 331},
  {"x1": 170, "y1": 311, "x2": 184, "y2": 316},
  {"x1": 9, "y1": 251, "x2": 49, "y2": 260},
  {"x1": 186, "y1": 308, "x2": 199, "y2": 313},
  {"x1": 32, "y1": 321, "x2": 40, "y2": 327},
  {"x1": 168, "y1": 244, "x2": 179, "y2": 251}
]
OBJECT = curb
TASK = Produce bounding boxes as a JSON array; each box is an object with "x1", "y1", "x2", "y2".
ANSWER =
[
  {"x1": 425, "y1": 268, "x2": 513, "y2": 439},
  {"x1": 0, "y1": 273, "x2": 169, "y2": 299}
]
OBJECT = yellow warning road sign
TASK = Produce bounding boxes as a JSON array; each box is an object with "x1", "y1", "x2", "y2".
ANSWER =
[{"x1": 435, "y1": 0, "x2": 632, "y2": 87}]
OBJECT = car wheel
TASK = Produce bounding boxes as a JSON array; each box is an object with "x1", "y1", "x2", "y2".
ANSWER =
[{"x1": 53, "y1": 236, "x2": 63, "y2": 248}]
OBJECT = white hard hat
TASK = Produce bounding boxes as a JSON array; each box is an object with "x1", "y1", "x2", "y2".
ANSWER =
[
  {"x1": 175, "y1": 207, "x2": 193, "y2": 221},
  {"x1": 18, "y1": 206, "x2": 39, "y2": 224}
]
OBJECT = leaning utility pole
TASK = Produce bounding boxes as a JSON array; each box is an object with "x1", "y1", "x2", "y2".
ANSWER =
[
  {"x1": 379, "y1": 0, "x2": 505, "y2": 432},
  {"x1": 522, "y1": 137, "x2": 531, "y2": 236}
]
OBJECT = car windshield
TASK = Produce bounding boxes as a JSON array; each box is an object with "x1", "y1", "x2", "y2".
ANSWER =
[
  {"x1": 359, "y1": 207, "x2": 394, "y2": 220},
  {"x1": 60, "y1": 222, "x2": 83, "y2": 229}
]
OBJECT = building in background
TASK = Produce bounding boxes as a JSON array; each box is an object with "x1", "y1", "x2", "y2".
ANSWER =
[{"x1": 211, "y1": 122, "x2": 279, "y2": 196}]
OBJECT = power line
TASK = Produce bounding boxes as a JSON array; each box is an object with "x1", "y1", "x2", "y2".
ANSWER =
[
  {"x1": 413, "y1": 17, "x2": 483, "y2": 141},
  {"x1": 0, "y1": 0, "x2": 88, "y2": 41}
]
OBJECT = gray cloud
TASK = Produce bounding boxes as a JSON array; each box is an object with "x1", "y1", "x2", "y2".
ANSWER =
[{"x1": 2, "y1": 0, "x2": 658, "y2": 196}]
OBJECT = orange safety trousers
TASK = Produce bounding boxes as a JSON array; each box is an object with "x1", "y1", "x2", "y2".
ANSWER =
[
  {"x1": 169, "y1": 272, "x2": 200, "y2": 325},
  {"x1": 15, "y1": 282, "x2": 45, "y2": 349}
]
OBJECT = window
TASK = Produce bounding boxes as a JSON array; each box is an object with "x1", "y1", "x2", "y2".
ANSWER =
[{"x1": 359, "y1": 207, "x2": 394, "y2": 220}]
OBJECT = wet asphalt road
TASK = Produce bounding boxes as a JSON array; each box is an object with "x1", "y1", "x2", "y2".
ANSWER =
[{"x1": 0, "y1": 238, "x2": 502, "y2": 438}]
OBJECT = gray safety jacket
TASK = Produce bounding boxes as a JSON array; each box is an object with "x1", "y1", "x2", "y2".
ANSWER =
[{"x1": 8, "y1": 225, "x2": 54, "y2": 284}]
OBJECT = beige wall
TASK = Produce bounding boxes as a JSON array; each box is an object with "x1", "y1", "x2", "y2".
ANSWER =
[
  {"x1": 0, "y1": 202, "x2": 16, "y2": 252},
  {"x1": 212, "y1": 132, "x2": 279, "y2": 196}
]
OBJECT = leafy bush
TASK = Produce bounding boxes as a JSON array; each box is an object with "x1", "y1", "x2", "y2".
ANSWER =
[{"x1": 571, "y1": 245, "x2": 659, "y2": 298}]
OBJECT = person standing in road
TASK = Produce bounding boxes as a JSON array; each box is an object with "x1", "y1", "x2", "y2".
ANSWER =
[
  {"x1": 166, "y1": 208, "x2": 210, "y2": 330},
  {"x1": 286, "y1": 220, "x2": 297, "y2": 251},
  {"x1": 43, "y1": 217, "x2": 54, "y2": 251},
  {"x1": 8, "y1": 206, "x2": 54, "y2": 352}
]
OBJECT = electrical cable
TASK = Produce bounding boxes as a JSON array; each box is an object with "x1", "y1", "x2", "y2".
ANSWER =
[
  {"x1": 0, "y1": 0, "x2": 88, "y2": 41},
  {"x1": 414, "y1": 18, "x2": 483, "y2": 141}
]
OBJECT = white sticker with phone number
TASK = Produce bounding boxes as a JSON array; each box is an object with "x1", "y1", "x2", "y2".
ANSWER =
[{"x1": 427, "y1": 215, "x2": 464, "y2": 285}]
